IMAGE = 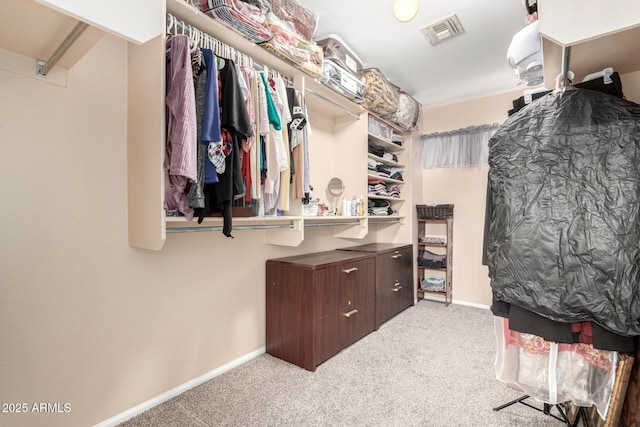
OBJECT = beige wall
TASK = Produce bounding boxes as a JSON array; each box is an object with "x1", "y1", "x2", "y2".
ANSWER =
[
  {"x1": 421, "y1": 72, "x2": 640, "y2": 307},
  {"x1": 420, "y1": 91, "x2": 520, "y2": 306},
  {"x1": 3, "y1": 26, "x2": 640, "y2": 427},
  {"x1": 0, "y1": 30, "x2": 417, "y2": 426},
  {"x1": 0, "y1": 35, "x2": 368, "y2": 427},
  {"x1": 621, "y1": 70, "x2": 640, "y2": 101}
]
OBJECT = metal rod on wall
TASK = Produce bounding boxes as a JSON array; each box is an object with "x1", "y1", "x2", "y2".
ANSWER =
[
  {"x1": 556, "y1": 45, "x2": 572, "y2": 91},
  {"x1": 304, "y1": 221, "x2": 363, "y2": 227},
  {"x1": 166, "y1": 223, "x2": 295, "y2": 233},
  {"x1": 304, "y1": 88, "x2": 361, "y2": 120},
  {"x1": 37, "y1": 21, "x2": 89, "y2": 77}
]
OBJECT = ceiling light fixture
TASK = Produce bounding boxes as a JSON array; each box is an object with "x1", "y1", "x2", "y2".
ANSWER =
[{"x1": 393, "y1": 0, "x2": 419, "y2": 23}]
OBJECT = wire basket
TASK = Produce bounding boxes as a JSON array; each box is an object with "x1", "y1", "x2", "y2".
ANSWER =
[{"x1": 416, "y1": 204, "x2": 454, "y2": 219}]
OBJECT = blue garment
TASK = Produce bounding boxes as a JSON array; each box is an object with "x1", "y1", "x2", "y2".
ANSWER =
[{"x1": 201, "y1": 48, "x2": 222, "y2": 184}]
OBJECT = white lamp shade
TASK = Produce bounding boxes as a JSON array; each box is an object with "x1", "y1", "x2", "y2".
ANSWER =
[{"x1": 393, "y1": 0, "x2": 419, "y2": 23}]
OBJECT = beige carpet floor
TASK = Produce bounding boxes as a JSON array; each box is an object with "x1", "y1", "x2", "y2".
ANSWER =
[{"x1": 118, "y1": 300, "x2": 574, "y2": 426}]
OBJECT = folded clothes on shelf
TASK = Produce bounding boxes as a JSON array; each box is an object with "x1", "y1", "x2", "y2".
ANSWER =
[
  {"x1": 417, "y1": 250, "x2": 446, "y2": 269},
  {"x1": 420, "y1": 277, "x2": 445, "y2": 292},
  {"x1": 421, "y1": 236, "x2": 446, "y2": 244}
]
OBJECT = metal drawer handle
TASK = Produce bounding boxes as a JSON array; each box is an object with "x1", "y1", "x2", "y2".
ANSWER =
[
  {"x1": 342, "y1": 267, "x2": 358, "y2": 274},
  {"x1": 392, "y1": 286, "x2": 403, "y2": 292},
  {"x1": 343, "y1": 309, "x2": 359, "y2": 318},
  {"x1": 391, "y1": 253, "x2": 402, "y2": 259}
]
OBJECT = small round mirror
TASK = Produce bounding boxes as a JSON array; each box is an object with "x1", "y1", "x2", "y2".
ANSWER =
[
  {"x1": 327, "y1": 177, "x2": 344, "y2": 196},
  {"x1": 327, "y1": 177, "x2": 344, "y2": 214}
]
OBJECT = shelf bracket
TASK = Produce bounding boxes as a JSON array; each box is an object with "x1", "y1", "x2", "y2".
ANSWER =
[{"x1": 37, "y1": 21, "x2": 89, "y2": 77}]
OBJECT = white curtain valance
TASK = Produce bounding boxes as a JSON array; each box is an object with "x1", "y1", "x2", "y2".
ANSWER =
[{"x1": 421, "y1": 124, "x2": 499, "y2": 169}]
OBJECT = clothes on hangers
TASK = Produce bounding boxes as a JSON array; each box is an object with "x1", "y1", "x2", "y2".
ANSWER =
[
  {"x1": 200, "y1": 48, "x2": 223, "y2": 185},
  {"x1": 237, "y1": 65, "x2": 255, "y2": 204},
  {"x1": 165, "y1": 34, "x2": 197, "y2": 220},
  {"x1": 164, "y1": 14, "x2": 307, "y2": 233},
  {"x1": 287, "y1": 87, "x2": 306, "y2": 201},
  {"x1": 273, "y1": 77, "x2": 292, "y2": 211},
  {"x1": 260, "y1": 71, "x2": 282, "y2": 213},
  {"x1": 248, "y1": 69, "x2": 262, "y2": 204},
  {"x1": 187, "y1": 54, "x2": 208, "y2": 209},
  {"x1": 198, "y1": 58, "x2": 252, "y2": 237}
]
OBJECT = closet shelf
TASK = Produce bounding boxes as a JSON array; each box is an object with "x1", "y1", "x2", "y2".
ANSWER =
[
  {"x1": 166, "y1": 215, "x2": 372, "y2": 234},
  {"x1": 167, "y1": 0, "x2": 363, "y2": 120},
  {"x1": 367, "y1": 153, "x2": 404, "y2": 168},
  {"x1": 418, "y1": 266, "x2": 446, "y2": 271},
  {"x1": 168, "y1": 0, "x2": 297, "y2": 76},
  {"x1": 368, "y1": 133, "x2": 405, "y2": 153},
  {"x1": 417, "y1": 288, "x2": 447, "y2": 295},
  {"x1": 368, "y1": 216, "x2": 404, "y2": 224},
  {"x1": 367, "y1": 174, "x2": 404, "y2": 185},
  {"x1": 128, "y1": 0, "x2": 416, "y2": 250},
  {"x1": 367, "y1": 194, "x2": 404, "y2": 202}
]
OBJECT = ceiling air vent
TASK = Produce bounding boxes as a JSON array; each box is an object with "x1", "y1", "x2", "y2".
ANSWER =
[{"x1": 421, "y1": 14, "x2": 465, "y2": 46}]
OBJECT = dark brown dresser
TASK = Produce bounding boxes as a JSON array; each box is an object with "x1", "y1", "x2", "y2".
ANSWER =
[
  {"x1": 266, "y1": 250, "x2": 376, "y2": 371},
  {"x1": 339, "y1": 243, "x2": 414, "y2": 329}
]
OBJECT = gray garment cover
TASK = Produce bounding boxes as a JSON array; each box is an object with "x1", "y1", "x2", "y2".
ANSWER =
[{"x1": 487, "y1": 88, "x2": 640, "y2": 337}]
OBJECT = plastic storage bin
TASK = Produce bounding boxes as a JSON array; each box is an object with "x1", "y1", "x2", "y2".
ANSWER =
[
  {"x1": 269, "y1": 0, "x2": 318, "y2": 42},
  {"x1": 383, "y1": 91, "x2": 421, "y2": 131},
  {"x1": 316, "y1": 34, "x2": 364, "y2": 76},
  {"x1": 367, "y1": 114, "x2": 393, "y2": 141},
  {"x1": 199, "y1": 0, "x2": 272, "y2": 43},
  {"x1": 359, "y1": 67, "x2": 400, "y2": 116},
  {"x1": 321, "y1": 59, "x2": 365, "y2": 102}
]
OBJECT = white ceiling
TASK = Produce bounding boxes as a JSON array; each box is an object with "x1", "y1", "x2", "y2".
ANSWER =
[{"x1": 297, "y1": 0, "x2": 531, "y2": 108}]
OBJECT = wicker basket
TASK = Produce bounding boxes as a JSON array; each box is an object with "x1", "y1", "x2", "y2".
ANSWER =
[{"x1": 416, "y1": 204, "x2": 454, "y2": 219}]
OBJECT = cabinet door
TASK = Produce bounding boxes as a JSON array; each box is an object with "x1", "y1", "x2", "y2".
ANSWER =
[
  {"x1": 313, "y1": 258, "x2": 374, "y2": 318},
  {"x1": 396, "y1": 246, "x2": 414, "y2": 312},
  {"x1": 314, "y1": 266, "x2": 343, "y2": 317},
  {"x1": 378, "y1": 247, "x2": 413, "y2": 324},
  {"x1": 315, "y1": 298, "x2": 375, "y2": 368},
  {"x1": 349, "y1": 257, "x2": 376, "y2": 302},
  {"x1": 266, "y1": 263, "x2": 314, "y2": 371}
]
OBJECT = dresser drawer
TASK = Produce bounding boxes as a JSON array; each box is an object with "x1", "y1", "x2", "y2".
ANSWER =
[{"x1": 314, "y1": 257, "x2": 376, "y2": 317}]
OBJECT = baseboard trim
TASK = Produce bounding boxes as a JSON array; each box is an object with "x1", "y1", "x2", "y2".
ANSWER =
[
  {"x1": 94, "y1": 347, "x2": 266, "y2": 427},
  {"x1": 452, "y1": 299, "x2": 491, "y2": 310},
  {"x1": 418, "y1": 294, "x2": 491, "y2": 311}
]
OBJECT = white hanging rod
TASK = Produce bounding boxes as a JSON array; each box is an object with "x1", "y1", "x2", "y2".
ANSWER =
[
  {"x1": 166, "y1": 223, "x2": 295, "y2": 233},
  {"x1": 369, "y1": 217, "x2": 402, "y2": 224},
  {"x1": 304, "y1": 88, "x2": 361, "y2": 120},
  {"x1": 555, "y1": 45, "x2": 572, "y2": 92},
  {"x1": 37, "y1": 21, "x2": 89, "y2": 77},
  {"x1": 304, "y1": 220, "x2": 363, "y2": 227}
]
